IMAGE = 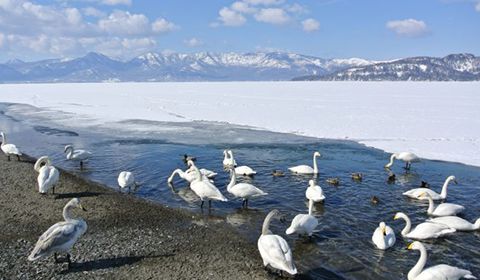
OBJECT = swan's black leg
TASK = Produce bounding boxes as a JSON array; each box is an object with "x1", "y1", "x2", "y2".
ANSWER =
[
  {"x1": 246, "y1": 199, "x2": 249, "y2": 208},
  {"x1": 54, "y1": 253, "x2": 59, "y2": 263},
  {"x1": 208, "y1": 200, "x2": 212, "y2": 208},
  {"x1": 16, "y1": 155, "x2": 20, "y2": 161},
  {"x1": 200, "y1": 200, "x2": 204, "y2": 208},
  {"x1": 7, "y1": 155, "x2": 10, "y2": 161},
  {"x1": 66, "y1": 253, "x2": 72, "y2": 269},
  {"x1": 52, "y1": 185, "x2": 55, "y2": 195}
]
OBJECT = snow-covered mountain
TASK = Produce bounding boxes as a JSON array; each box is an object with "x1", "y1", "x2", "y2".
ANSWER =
[
  {"x1": 0, "y1": 52, "x2": 374, "y2": 83},
  {"x1": 296, "y1": 53, "x2": 480, "y2": 81},
  {"x1": 1, "y1": 52, "x2": 478, "y2": 83}
]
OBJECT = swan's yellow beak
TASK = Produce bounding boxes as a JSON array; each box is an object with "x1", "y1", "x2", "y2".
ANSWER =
[
  {"x1": 419, "y1": 192, "x2": 426, "y2": 197},
  {"x1": 393, "y1": 214, "x2": 399, "y2": 220},
  {"x1": 407, "y1": 243, "x2": 414, "y2": 250},
  {"x1": 79, "y1": 204, "x2": 87, "y2": 211},
  {"x1": 382, "y1": 227, "x2": 387, "y2": 235}
]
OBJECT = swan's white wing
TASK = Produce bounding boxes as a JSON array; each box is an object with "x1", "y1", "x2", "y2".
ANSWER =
[
  {"x1": 408, "y1": 222, "x2": 455, "y2": 239},
  {"x1": 38, "y1": 167, "x2": 59, "y2": 193},
  {"x1": 28, "y1": 222, "x2": 79, "y2": 260},
  {"x1": 230, "y1": 183, "x2": 267, "y2": 198},
  {"x1": 306, "y1": 186, "x2": 324, "y2": 202},
  {"x1": 385, "y1": 226, "x2": 396, "y2": 247},
  {"x1": 72, "y1": 150, "x2": 91, "y2": 160},
  {"x1": 371, "y1": 227, "x2": 386, "y2": 249},
  {"x1": 1, "y1": 143, "x2": 21, "y2": 155},
  {"x1": 433, "y1": 203, "x2": 465, "y2": 217},
  {"x1": 428, "y1": 216, "x2": 474, "y2": 231},
  {"x1": 190, "y1": 181, "x2": 227, "y2": 201},
  {"x1": 403, "y1": 188, "x2": 441, "y2": 200},
  {"x1": 234, "y1": 166, "x2": 256, "y2": 175},
  {"x1": 416, "y1": 264, "x2": 475, "y2": 280},
  {"x1": 199, "y1": 168, "x2": 217, "y2": 178},
  {"x1": 288, "y1": 165, "x2": 313, "y2": 174},
  {"x1": 258, "y1": 235, "x2": 297, "y2": 274},
  {"x1": 286, "y1": 214, "x2": 318, "y2": 235},
  {"x1": 398, "y1": 152, "x2": 420, "y2": 162}
]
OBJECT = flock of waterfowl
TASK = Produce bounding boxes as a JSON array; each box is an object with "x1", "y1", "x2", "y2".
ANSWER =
[{"x1": 1, "y1": 130, "x2": 479, "y2": 279}]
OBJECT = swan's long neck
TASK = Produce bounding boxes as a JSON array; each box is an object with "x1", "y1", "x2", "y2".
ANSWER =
[
  {"x1": 400, "y1": 214, "x2": 412, "y2": 236},
  {"x1": 34, "y1": 158, "x2": 46, "y2": 172},
  {"x1": 308, "y1": 199, "x2": 314, "y2": 215},
  {"x1": 228, "y1": 151, "x2": 235, "y2": 162},
  {"x1": 426, "y1": 195, "x2": 435, "y2": 214},
  {"x1": 313, "y1": 154, "x2": 319, "y2": 174},
  {"x1": 65, "y1": 147, "x2": 73, "y2": 159},
  {"x1": 168, "y1": 169, "x2": 183, "y2": 182},
  {"x1": 190, "y1": 163, "x2": 202, "y2": 181},
  {"x1": 62, "y1": 203, "x2": 76, "y2": 222},
  {"x1": 408, "y1": 245, "x2": 427, "y2": 280},
  {"x1": 474, "y1": 218, "x2": 480, "y2": 230},
  {"x1": 1, "y1": 133, "x2": 6, "y2": 145},
  {"x1": 386, "y1": 154, "x2": 396, "y2": 168},
  {"x1": 227, "y1": 171, "x2": 236, "y2": 192},
  {"x1": 262, "y1": 211, "x2": 277, "y2": 235},
  {"x1": 440, "y1": 178, "x2": 452, "y2": 199}
]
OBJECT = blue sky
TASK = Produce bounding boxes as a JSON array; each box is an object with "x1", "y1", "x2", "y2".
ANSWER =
[{"x1": 0, "y1": 0, "x2": 479, "y2": 61}]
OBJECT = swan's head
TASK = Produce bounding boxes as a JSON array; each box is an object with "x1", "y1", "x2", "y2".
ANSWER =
[
  {"x1": 187, "y1": 159, "x2": 195, "y2": 167},
  {"x1": 314, "y1": 151, "x2": 321, "y2": 157},
  {"x1": 447, "y1": 175, "x2": 457, "y2": 184},
  {"x1": 34, "y1": 156, "x2": 50, "y2": 171},
  {"x1": 379, "y1": 222, "x2": 387, "y2": 235},
  {"x1": 407, "y1": 241, "x2": 422, "y2": 251},
  {"x1": 64, "y1": 145, "x2": 73, "y2": 153},
  {"x1": 393, "y1": 212, "x2": 406, "y2": 220},
  {"x1": 68, "y1": 198, "x2": 87, "y2": 211},
  {"x1": 308, "y1": 179, "x2": 315, "y2": 186}
]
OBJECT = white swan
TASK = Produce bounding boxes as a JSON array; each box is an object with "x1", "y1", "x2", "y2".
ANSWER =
[
  {"x1": 167, "y1": 167, "x2": 216, "y2": 184},
  {"x1": 385, "y1": 152, "x2": 420, "y2": 170},
  {"x1": 419, "y1": 192, "x2": 465, "y2": 217},
  {"x1": 227, "y1": 169, "x2": 267, "y2": 208},
  {"x1": 188, "y1": 160, "x2": 227, "y2": 208},
  {"x1": 286, "y1": 199, "x2": 319, "y2": 236},
  {"x1": 394, "y1": 212, "x2": 455, "y2": 240},
  {"x1": 28, "y1": 198, "x2": 88, "y2": 268},
  {"x1": 427, "y1": 216, "x2": 480, "y2": 232},
  {"x1": 288, "y1": 151, "x2": 321, "y2": 175},
  {"x1": 403, "y1": 175, "x2": 457, "y2": 200},
  {"x1": 407, "y1": 241, "x2": 476, "y2": 280},
  {"x1": 64, "y1": 145, "x2": 92, "y2": 169},
  {"x1": 258, "y1": 209, "x2": 297, "y2": 275},
  {"x1": 223, "y1": 150, "x2": 236, "y2": 167},
  {"x1": 227, "y1": 150, "x2": 256, "y2": 176},
  {"x1": 372, "y1": 222, "x2": 396, "y2": 250},
  {"x1": 306, "y1": 180, "x2": 325, "y2": 202},
  {"x1": 118, "y1": 171, "x2": 137, "y2": 193},
  {"x1": 34, "y1": 156, "x2": 60, "y2": 194},
  {"x1": 0, "y1": 132, "x2": 22, "y2": 161}
]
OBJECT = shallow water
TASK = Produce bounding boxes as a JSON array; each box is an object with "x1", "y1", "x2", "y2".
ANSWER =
[{"x1": 1, "y1": 102, "x2": 480, "y2": 279}]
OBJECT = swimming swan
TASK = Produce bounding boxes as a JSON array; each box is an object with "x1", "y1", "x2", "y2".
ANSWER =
[
  {"x1": 223, "y1": 150, "x2": 236, "y2": 167},
  {"x1": 64, "y1": 145, "x2": 92, "y2": 169},
  {"x1": 118, "y1": 171, "x2": 138, "y2": 193},
  {"x1": 188, "y1": 160, "x2": 227, "y2": 208},
  {"x1": 228, "y1": 150, "x2": 256, "y2": 176},
  {"x1": 385, "y1": 152, "x2": 420, "y2": 170},
  {"x1": 34, "y1": 156, "x2": 60, "y2": 194},
  {"x1": 372, "y1": 222, "x2": 396, "y2": 250},
  {"x1": 258, "y1": 209, "x2": 297, "y2": 275},
  {"x1": 286, "y1": 199, "x2": 319, "y2": 236},
  {"x1": 427, "y1": 216, "x2": 480, "y2": 232},
  {"x1": 406, "y1": 241, "x2": 476, "y2": 280},
  {"x1": 403, "y1": 176, "x2": 457, "y2": 201},
  {"x1": 419, "y1": 192, "x2": 465, "y2": 217},
  {"x1": 28, "y1": 198, "x2": 88, "y2": 268},
  {"x1": 306, "y1": 180, "x2": 325, "y2": 202},
  {"x1": 167, "y1": 167, "x2": 216, "y2": 184},
  {"x1": 394, "y1": 212, "x2": 455, "y2": 240},
  {"x1": 0, "y1": 132, "x2": 22, "y2": 161},
  {"x1": 227, "y1": 169, "x2": 267, "y2": 208},
  {"x1": 288, "y1": 151, "x2": 321, "y2": 175}
]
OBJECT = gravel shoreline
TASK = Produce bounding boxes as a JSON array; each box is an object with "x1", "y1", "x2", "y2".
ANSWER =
[{"x1": 0, "y1": 154, "x2": 275, "y2": 279}]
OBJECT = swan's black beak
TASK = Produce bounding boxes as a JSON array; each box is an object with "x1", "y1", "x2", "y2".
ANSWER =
[
  {"x1": 80, "y1": 205, "x2": 87, "y2": 212},
  {"x1": 454, "y1": 180, "x2": 458, "y2": 184}
]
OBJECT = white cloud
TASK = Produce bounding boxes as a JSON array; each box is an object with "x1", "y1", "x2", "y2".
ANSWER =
[
  {"x1": 244, "y1": 0, "x2": 284, "y2": 5},
  {"x1": 83, "y1": 7, "x2": 106, "y2": 18},
  {"x1": 151, "y1": 18, "x2": 178, "y2": 33},
  {"x1": 0, "y1": 33, "x2": 5, "y2": 48},
  {"x1": 476, "y1": 1, "x2": 480, "y2": 11},
  {"x1": 386, "y1": 19, "x2": 429, "y2": 37},
  {"x1": 286, "y1": 3, "x2": 307, "y2": 14},
  {"x1": 231, "y1": 1, "x2": 256, "y2": 14},
  {"x1": 100, "y1": 0, "x2": 132, "y2": 6},
  {"x1": 254, "y1": 8, "x2": 290, "y2": 25},
  {"x1": 184, "y1": 37, "x2": 203, "y2": 47},
  {"x1": 98, "y1": 11, "x2": 149, "y2": 35},
  {"x1": 302, "y1": 18, "x2": 319, "y2": 32},
  {"x1": 218, "y1": 7, "x2": 247, "y2": 26}
]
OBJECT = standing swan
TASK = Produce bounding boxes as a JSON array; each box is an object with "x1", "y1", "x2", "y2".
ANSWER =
[
  {"x1": 228, "y1": 150, "x2": 256, "y2": 176},
  {"x1": 227, "y1": 169, "x2": 267, "y2": 208},
  {"x1": 167, "y1": 168, "x2": 216, "y2": 184},
  {"x1": 223, "y1": 150, "x2": 236, "y2": 167},
  {"x1": 28, "y1": 198, "x2": 88, "y2": 268},
  {"x1": 117, "y1": 171, "x2": 138, "y2": 193},
  {"x1": 0, "y1": 132, "x2": 22, "y2": 161},
  {"x1": 289, "y1": 151, "x2": 321, "y2": 175},
  {"x1": 419, "y1": 192, "x2": 465, "y2": 217},
  {"x1": 34, "y1": 156, "x2": 60, "y2": 194},
  {"x1": 258, "y1": 209, "x2": 297, "y2": 275},
  {"x1": 406, "y1": 241, "x2": 476, "y2": 280},
  {"x1": 286, "y1": 199, "x2": 319, "y2": 236},
  {"x1": 188, "y1": 160, "x2": 227, "y2": 208},
  {"x1": 306, "y1": 180, "x2": 325, "y2": 202},
  {"x1": 393, "y1": 212, "x2": 455, "y2": 240},
  {"x1": 64, "y1": 145, "x2": 92, "y2": 169},
  {"x1": 403, "y1": 176, "x2": 457, "y2": 200},
  {"x1": 372, "y1": 222, "x2": 396, "y2": 250},
  {"x1": 385, "y1": 152, "x2": 420, "y2": 170},
  {"x1": 427, "y1": 216, "x2": 480, "y2": 232}
]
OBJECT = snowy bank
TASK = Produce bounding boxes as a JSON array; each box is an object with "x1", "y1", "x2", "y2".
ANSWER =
[{"x1": 0, "y1": 82, "x2": 479, "y2": 166}]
